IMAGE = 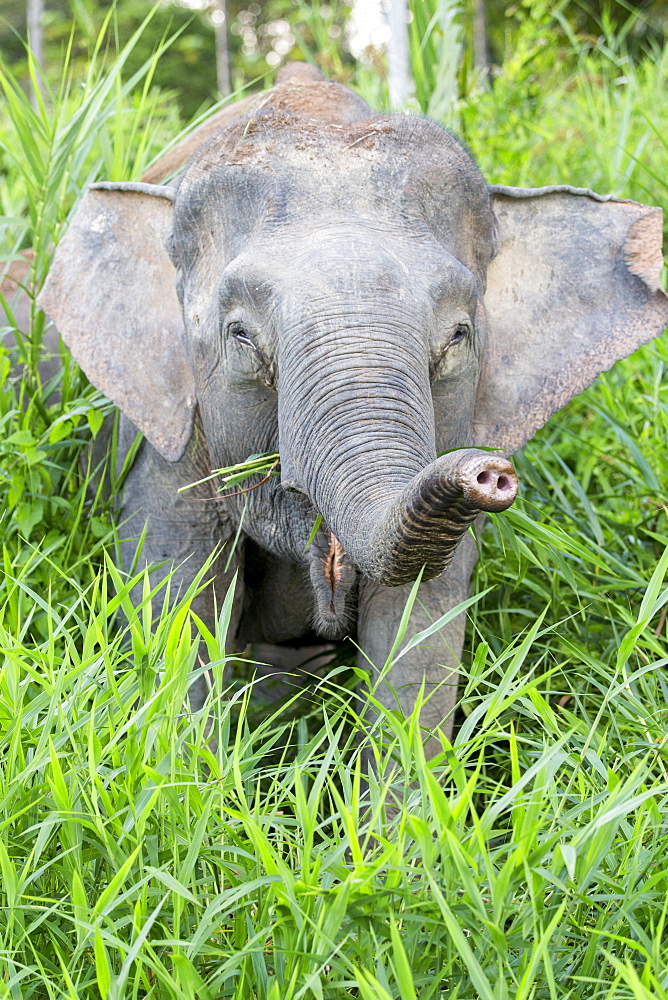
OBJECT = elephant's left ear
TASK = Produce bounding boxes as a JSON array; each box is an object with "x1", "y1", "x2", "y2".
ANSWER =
[
  {"x1": 38, "y1": 182, "x2": 195, "y2": 462},
  {"x1": 474, "y1": 185, "x2": 668, "y2": 454}
]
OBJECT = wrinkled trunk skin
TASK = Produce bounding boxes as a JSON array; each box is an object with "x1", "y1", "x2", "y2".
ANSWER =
[
  {"x1": 279, "y1": 306, "x2": 434, "y2": 573},
  {"x1": 345, "y1": 447, "x2": 516, "y2": 584},
  {"x1": 279, "y1": 309, "x2": 517, "y2": 588}
]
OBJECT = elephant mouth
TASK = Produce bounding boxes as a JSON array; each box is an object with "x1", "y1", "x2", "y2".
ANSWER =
[
  {"x1": 322, "y1": 532, "x2": 346, "y2": 604},
  {"x1": 307, "y1": 525, "x2": 357, "y2": 639}
]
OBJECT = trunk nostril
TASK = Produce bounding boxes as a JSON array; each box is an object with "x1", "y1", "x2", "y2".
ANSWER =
[
  {"x1": 475, "y1": 467, "x2": 516, "y2": 501},
  {"x1": 461, "y1": 454, "x2": 518, "y2": 514}
]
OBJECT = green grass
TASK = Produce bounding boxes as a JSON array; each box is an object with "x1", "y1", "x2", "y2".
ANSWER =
[
  {"x1": 2, "y1": 560, "x2": 668, "y2": 997},
  {"x1": 2, "y1": 8, "x2": 668, "y2": 998}
]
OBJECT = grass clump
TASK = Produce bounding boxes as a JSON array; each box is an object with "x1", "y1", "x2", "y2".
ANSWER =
[
  {"x1": 177, "y1": 454, "x2": 280, "y2": 498},
  {"x1": 2, "y1": 562, "x2": 668, "y2": 997},
  {"x1": 0, "y1": 10, "x2": 189, "y2": 623}
]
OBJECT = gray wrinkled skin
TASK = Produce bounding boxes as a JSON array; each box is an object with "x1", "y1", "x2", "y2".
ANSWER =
[
  {"x1": 37, "y1": 67, "x2": 668, "y2": 751},
  {"x1": 162, "y1": 113, "x2": 513, "y2": 736}
]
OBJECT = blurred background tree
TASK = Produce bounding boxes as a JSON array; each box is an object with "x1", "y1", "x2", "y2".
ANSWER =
[
  {"x1": 0, "y1": 0, "x2": 356, "y2": 119},
  {"x1": 0, "y1": 0, "x2": 666, "y2": 121}
]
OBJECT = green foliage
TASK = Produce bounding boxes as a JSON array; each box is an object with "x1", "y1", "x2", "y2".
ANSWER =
[
  {"x1": 407, "y1": 0, "x2": 464, "y2": 121},
  {"x1": 466, "y1": 0, "x2": 667, "y2": 71},
  {"x1": 1, "y1": 5, "x2": 668, "y2": 997},
  {"x1": 0, "y1": 0, "x2": 220, "y2": 120},
  {"x1": 0, "y1": 10, "x2": 192, "y2": 637},
  {"x1": 1, "y1": 561, "x2": 668, "y2": 997},
  {"x1": 458, "y1": 7, "x2": 668, "y2": 206},
  {"x1": 0, "y1": 1, "x2": 356, "y2": 120},
  {"x1": 2, "y1": 0, "x2": 667, "y2": 124}
]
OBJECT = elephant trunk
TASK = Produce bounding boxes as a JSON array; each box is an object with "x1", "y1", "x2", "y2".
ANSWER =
[
  {"x1": 357, "y1": 449, "x2": 517, "y2": 585},
  {"x1": 278, "y1": 311, "x2": 517, "y2": 589}
]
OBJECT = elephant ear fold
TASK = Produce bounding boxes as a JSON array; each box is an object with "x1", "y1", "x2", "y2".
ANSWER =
[
  {"x1": 474, "y1": 185, "x2": 668, "y2": 454},
  {"x1": 38, "y1": 182, "x2": 195, "y2": 462}
]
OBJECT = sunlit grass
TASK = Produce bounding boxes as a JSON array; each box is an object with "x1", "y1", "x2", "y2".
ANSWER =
[{"x1": 2, "y1": 557, "x2": 668, "y2": 997}]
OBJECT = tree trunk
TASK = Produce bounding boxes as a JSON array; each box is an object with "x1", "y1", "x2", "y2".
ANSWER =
[
  {"x1": 26, "y1": 0, "x2": 44, "y2": 107},
  {"x1": 385, "y1": 0, "x2": 412, "y2": 107},
  {"x1": 426, "y1": 0, "x2": 463, "y2": 124},
  {"x1": 215, "y1": 0, "x2": 231, "y2": 98},
  {"x1": 472, "y1": 0, "x2": 489, "y2": 79}
]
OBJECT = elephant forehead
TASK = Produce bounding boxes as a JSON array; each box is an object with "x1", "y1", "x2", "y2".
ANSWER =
[
  {"x1": 173, "y1": 112, "x2": 494, "y2": 273},
  {"x1": 223, "y1": 226, "x2": 479, "y2": 311}
]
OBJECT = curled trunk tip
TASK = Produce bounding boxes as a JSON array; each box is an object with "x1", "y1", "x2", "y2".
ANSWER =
[{"x1": 362, "y1": 449, "x2": 518, "y2": 587}]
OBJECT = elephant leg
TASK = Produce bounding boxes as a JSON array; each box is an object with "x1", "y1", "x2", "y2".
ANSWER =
[
  {"x1": 117, "y1": 414, "x2": 243, "y2": 712},
  {"x1": 357, "y1": 530, "x2": 479, "y2": 754}
]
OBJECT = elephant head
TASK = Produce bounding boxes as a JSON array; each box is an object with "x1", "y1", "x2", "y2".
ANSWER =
[{"x1": 39, "y1": 101, "x2": 668, "y2": 639}]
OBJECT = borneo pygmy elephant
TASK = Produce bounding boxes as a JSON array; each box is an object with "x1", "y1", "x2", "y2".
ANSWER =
[{"x1": 39, "y1": 64, "x2": 668, "y2": 743}]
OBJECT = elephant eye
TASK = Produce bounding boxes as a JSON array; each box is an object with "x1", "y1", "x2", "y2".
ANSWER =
[
  {"x1": 431, "y1": 323, "x2": 471, "y2": 379},
  {"x1": 449, "y1": 324, "x2": 468, "y2": 347},
  {"x1": 228, "y1": 321, "x2": 256, "y2": 349},
  {"x1": 227, "y1": 322, "x2": 272, "y2": 379}
]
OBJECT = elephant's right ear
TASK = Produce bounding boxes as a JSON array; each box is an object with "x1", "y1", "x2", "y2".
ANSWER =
[{"x1": 38, "y1": 183, "x2": 195, "y2": 462}]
